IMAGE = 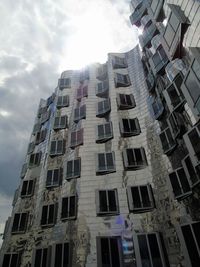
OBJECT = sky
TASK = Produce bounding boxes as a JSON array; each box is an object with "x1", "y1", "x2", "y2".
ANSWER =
[{"x1": 0, "y1": 0, "x2": 138, "y2": 232}]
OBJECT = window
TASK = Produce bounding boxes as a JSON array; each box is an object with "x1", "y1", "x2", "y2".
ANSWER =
[
  {"x1": 168, "y1": 112, "x2": 185, "y2": 139},
  {"x1": 159, "y1": 127, "x2": 176, "y2": 155},
  {"x1": 115, "y1": 73, "x2": 131, "y2": 87},
  {"x1": 29, "y1": 152, "x2": 42, "y2": 168},
  {"x1": 169, "y1": 167, "x2": 191, "y2": 200},
  {"x1": 27, "y1": 142, "x2": 35, "y2": 154},
  {"x1": 112, "y1": 56, "x2": 127, "y2": 69},
  {"x1": 180, "y1": 221, "x2": 200, "y2": 267},
  {"x1": 20, "y1": 163, "x2": 27, "y2": 178},
  {"x1": 96, "y1": 152, "x2": 116, "y2": 174},
  {"x1": 61, "y1": 195, "x2": 77, "y2": 220},
  {"x1": 46, "y1": 168, "x2": 62, "y2": 188},
  {"x1": 58, "y1": 78, "x2": 71, "y2": 89},
  {"x1": 41, "y1": 204, "x2": 57, "y2": 227},
  {"x1": 76, "y1": 85, "x2": 88, "y2": 101},
  {"x1": 2, "y1": 253, "x2": 21, "y2": 267},
  {"x1": 151, "y1": 97, "x2": 164, "y2": 120},
  {"x1": 21, "y1": 180, "x2": 35, "y2": 197},
  {"x1": 32, "y1": 247, "x2": 50, "y2": 267},
  {"x1": 182, "y1": 155, "x2": 200, "y2": 188},
  {"x1": 184, "y1": 122, "x2": 200, "y2": 162},
  {"x1": 57, "y1": 95, "x2": 69, "y2": 108},
  {"x1": 123, "y1": 147, "x2": 147, "y2": 170},
  {"x1": 116, "y1": 93, "x2": 136, "y2": 110},
  {"x1": 54, "y1": 115, "x2": 67, "y2": 130},
  {"x1": 74, "y1": 105, "x2": 86, "y2": 122},
  {"x1": 40, "y1": 110, "x2": 51, "y2": 124},
  {"x1": 33, "y1": 123, "x2": 41, "y2": 134},
  {"x1": 119, "y1": 118, "x2": 141, "y2": 137},
  {"x1": 163, "y1": 73, "x2": 185, "y2": 112},
  {"x1": 66, "y1": 158, "x2": 81, "y2": 179},
  {"x1": 38, "y1": 106, "x2": 47, "y2": 118},
  {"x1": 96, "y1": 122, "x2": 113, "y2": 143},
  {"x1": 53, "y1": 242, "x2": 72, "y2": 267},
  {"x1": 80, "y1": 69, "x2": 90, "y2": 81},
  {"x1": 134, "y1": 232, "x2": 168, "y2": 267},
  {"x1": 50, "y1": 140, "x2": 65, "y2": 156},
  {"x1": 96, "y1": 64, "x2": 107, "y2": 80},
  {"x1": 96, "y1": 98, "x2": 111, "y2": 117},
  {"x1": 151, "y1": 45, "x2": 168, "y2": 74},
  {"x1": 46, "y1": 93, "x2": 55, "y2": 107},
  {"x1": 127, "y1": 184, "x2": 155, "y2": 212},
  {"x1": 96, "y1": 81, "x2": 109, "y2": 97},
  {"x1": 35, "y1": 129, "x2": 47, "y2": 144},
  {"x1": 96, "y1": 236, "x2": 123, "y2": 267},
  {"x1": 12, "y1": 213, "x2": 28, "y2": 233},
  {"x1": 70, "y1": 129, "x2": 83, "y2": 148},
  {"x1": 96, "y1": 189, "x2": 119, "y2": 215}
]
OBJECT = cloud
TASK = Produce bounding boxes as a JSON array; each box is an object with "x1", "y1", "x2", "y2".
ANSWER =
[{"x1": 0, "y1": 0, "x2": 138, "y2": 223}]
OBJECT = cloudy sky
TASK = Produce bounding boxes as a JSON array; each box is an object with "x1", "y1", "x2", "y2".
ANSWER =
[{"x1": 0, "y1": 0, "x2": 138, "y2": 228}]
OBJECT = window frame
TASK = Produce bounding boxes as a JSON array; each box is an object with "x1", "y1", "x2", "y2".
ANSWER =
[
  {"x1": 74, "y1": 105, "x2": 86, "y2": 122},
  {"x1": 11, "y1": 212, "x2": 28, "y2": 234},
  {"x1": 57, "y1": 95, "x2": 69, "y2": 108},
  {"x1": 182, "y1": 154, "x2": 200, "y2": 188},
  {"x1": 61, "y1": 195, "x2": 77, "y2": 220},
  {"x1": 28, "y1": 152, "x2": 42, "y2": 168},
  {"x1": 31, "y1": 247, "x2": 51, "y2": 267},
  {"x1": 112, "y1": 56, "x2": 128, "y2": 69},
  {"x1": 70, "y1": 128, "x2": 83, "y2": 149},
  {"x1": 96, "y1": 80, "x2": 109, "y2": 97},
  {"x1": 127, "y1": 184, "x2": 155, "y2": 213},
  {"x1": 96, "y1": 64, "x2": 107, "y2": 81},
  {"x1": 119, "y1": 118, "x2": 141, "y2": 137},
  {"x1": 96, "y1": 151, "x2": 116, "y2": 175},
  {"x1": 114, "y1": 73, "x2": 131, "y2": 87},
  {"x1": 66, "y1": 158, "x2": 81, "y2": 180},
  {"x1": 46, "y1": 168, "x2": 62, "y2": 188},
  {"x1": 96, "y1": 122, "x2": 113, "y2": 143},
  {"x1": 96, "y1": 98, "x2": 111, "y2": 117},
  {"x1": 40, "y1": 110, "x2": 51, "y2": 124},
  {"x1": 21, "y1": 179, "x2": 35, "y2": 198},
  {"x1": 53, "y1": 115, "x2": 68, "y2": 130},
  {"x1": 51, "y1": 242, "x2": 72, "y2": 267},
  {"x1": 41, "y1": 203, "x2": 58, "y2": 227},
  {"x1": 58, "y1": 78, "x2": 71, "y2": 89},
  {"x1": 35, "y1": 129, "x2": 47, "y2": 145},
  {"x1": 76, "y1": 85, "x2": 88, "y2": 101},
  {"x1": 159, "y1": 127, "x2": 176, "y2": 155},
  {"x1": 2, "y1": 253, "x2": 21, "y2": 267},
  {"x1": 123, "y1": 147, "x2": 148, "y2": 170},
  {"x1": 116, "y1": 93, "x2": 136, "y2": 110},
  {"x1": 96, "y1": 189, "x2": 119, "y2": 216},
  {"x1": 49, "y1": 140, "x2": 65, "y2": 156}
]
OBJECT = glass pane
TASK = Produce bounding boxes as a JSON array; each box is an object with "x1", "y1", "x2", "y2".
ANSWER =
[
  {"x1": 98, "y1": 154, "x2": 106, "y2": 170},
  {"x1": 98, "y1": 125, "x2": 104, "y2": 138},
  {"x1": 35, "y1": 249, "x2": 42, "y2": 267},
  {"x1": 119, "y1": 94, "x2": 126, "y2": 105},
  {"x1": 127, "y1": 149, "x2": 135, "y2": 166},
  {"x1": 141, "y1": 186, "x2": 151, "y2": 208},
  {"x1": 148, "y1": 234, "x2": 163, "y2": 267},
  {"x1": 21, "y1": 181, "x2": 28, "y2": 196},
  {"x1": 138, "y1": 235, "x2": 151, "y2": 267},
  {"x1": 110, "y1": 238, "x2": 121, "y2": 267},
  {"x1": 12, "y1": 214, "x2": 20, "y2": 232},
  {"x1": 126, "y1": 94, "x2": 132, "y2": 106},
  {"x1": 123, "y1": 119, "x2": 130, "y2": 132},
  {"x1": 105, "y1": 123, "x2": 111, "y2": 137},
  {"x1": 192, "y1": 222, "x2": 200, "y2": 252},
  {"x1": 2, "y1": 254, "x2": 11, "y2": 267},
  {"x1": 48, "y1": 205, "x2": 54, "y2": 224},
  {"x1": 63, "y1": 243, "x2": 69, "y2": 266},
  {"x1": 74, "y1": 159, "x2": 80, "y2": 177},
  {"x1": 53, "y1": 169, "x2": 59, "y2": 185},
  {"x1": 98, "y1": 102, "x2": 104, "y2": 113},
  {"x1": 57, "y1": 141, "x2": 63, "y2": 153},
  {"x1": 51, "y1": 141, "x2": 56, "y2": 154},
  {"x1": 108, "y1": 190, "x2": 117, "y2": 212},
  {"x1": 42, "y1": 249, "x2": 48, "y2": 267},
  {"x1": 169, "y1": 172, "x2": 182, "y2": 197},
  {"x1": 69, "y1": 196, "x2": 76, "y2": 217},
  {"x1": 177, "y1": 168, "x2": 190, "y2": 194},
  {"x1": 188, "y1": 129, "x2": 200, "y2": 158},
  {"x1": 27, "y1": 180, "x2": 33, "y2": 195},
  {"x1": 160, "y1": 132, "x2": 168, "y2": 151},
  {"x1": 60, "y1": 116, "x2": 66, "y2": 127},
  {"x1": 62, "y1": 198, "x2": 69, "y2": 218},
  {"x1": 131, "y1": 187, "x2": 141, "y2": 208},
  {"x1": 185, "y1": 71, "x2": 200, "y2": 104},
  {"x1": 101, "y1": 238, "x2": 110, "y2": 265},
  {"x1": 106, "y1": 153, "x2": 114, "y2": 170},
  {"x1": 185, "y1": 156, "x2": 198, "y2": 185},
  {"x1": 54, "y1": 117, "x2": 60, "y2": 128},
  {"x1": 19, "y1": 213, "x2": 27, "y2": 231},
  {"x1": 41, "y1": 206, "x2": 48, "y2": 225},
  {"x1": 10, "y1": 254, "x2": 18, "y2": 267},
  {"x1": 55, "y1": 244, "x2": 62, "y2": 267},
  {"x1": 67, "y1": 161, "x2": 73, "y2": 177},
  {"x1": 167, "y1": 85, "x2": 180, "y2": 107},
  {"x1": 135, "y1": 149, "x2": 143, "y2": 164},
  {"x1": 99, "y1": 191, "x2": 108, "y2": 212},
  {"x1": 130, "y1": 119, "x2": 137, "y2": 132},
  {"x1": 181, "y1": 225, "x2": 200, "y2": 267},
  {"x1": 63, "y1": 95, "x2": 68, "y2": 106}
]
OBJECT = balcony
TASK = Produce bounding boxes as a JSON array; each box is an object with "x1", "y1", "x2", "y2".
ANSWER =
[
  {"x1": 163, "y1": 73, "x2": 185, "y2": 113},
  {"x1": 139, "y1": 23, "x2": 158, "y2": 49},
  {"x1": 129, "y1": 3, "x2": 147, "y2": 27}
]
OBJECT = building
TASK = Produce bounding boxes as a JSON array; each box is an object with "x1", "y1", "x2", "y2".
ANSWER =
[{"x1": 0, "y1": 0, "x2": 200, "y2": 266}]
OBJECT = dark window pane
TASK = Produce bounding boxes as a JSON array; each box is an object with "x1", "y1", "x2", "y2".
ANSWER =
[
  {"x1": 185, "y1": 156, "x2": 198, "y2": 185},
  {"x1": 47, "y1": 170, "x2": 53, "y2": 186},
  {"x1": 12, "y1": 214, "x2": 20, "y2": 232},
  {"x1": 138, "y1": 235, "x2": 151, "y2": 266},
  {"x1": 48, "y1": 205, "x2": 54, "y2": 224},
  {"x1": 10, "y1": 254, "x2": 18, "y2": 267},
  {"x1": 2, "y1": 254, "x2": 10, "y2": 267},
  {"x1": 101, "y1": 238, "x2": 110, "y2": 265},
  {"x1": 74, "y1": 159, "x2": 80, "y2": 177},
  {"x1": 21, "y1": 181, "x2": 28, "y2": 196},
  {"x1": 126, "y1": 95, "x2": 132, "y2": 106},
  {"x1": 51, "y1": 141, "x2": 56, "y2": 154},
  {"x1": 57, "y1": 141, "x2": 63, "y2": 153},
  {"x1": 188, "y1": 129, "x2": 200, "y2": 158},
  {"x1": 105, "y1": 123, "x2": 111, "y2": 136},
  {"x1": 98, "y1": 154, "x2": 106, "y2": 170},
  {"x1": 55, "y1": 244, "x2": 62, "y2": 267},
  {"x1": 19, "y1": 213, "x2": 27, "y2": 231},
  {"x1": 192, "y1": 222, "x2": 200, "y2": 252},
  {"x1": 140, "y1": 186, "x2": 151, "y2": 208},
  {"x1": 35, "y1": 249, "x2": 42, "y2": 267},
  {"x1": 185, "y1": 72, "x2": 200, "y2": 103},
  {"x1": 119, "y1": 94, "x2": 126, "y2": 105},
  {"x1": 110, "y1": 238, "x2": 121, "y2": 267},
  {"x1": 123, "y1": 119, "x2": 130, "y2": 132},
  {"x1": 98, "y1": 125, "x2": 104, "y2": 138},
  {"x1": 69, "y1": 196, "x2": 76, "y2": 217},
  {"x1": 177, "y1": 168, "x2": 190, "y2": 194},
  {"x1": 169, "y1": 172, "x2": 181, "y2": 197},
  {"x1": 41, "y1": 206, "x2": 48, "y2": 225},
  {"x1": 53, "y1": 169, "x2": 59, "y2": 184},
  {"x1": 27, "y1": 180, "x2": 33, "y2": 195},
  {"x1": 148, "y1": 234, "x2": 162, "y2": 267},
  {"x1": 127, "y1": 149, "x2": 135, "y2": 165},
  {"x1": 108, "y1": 190, "x2": 117, "y2": 212},
  {"x1": 106, "y1": 153, "x2": 114, "y2": 170},
  {"x1": 182, "y1": 225, "x2": 200, "y2": 267},
  {"x1": 67, "y1": 161, "x2": 73, "y2": 177},
  {"x1": 99, "y1": 191, "x2": 107, "y2": 212},
  {"x1": 42, "y1": 249, "x2": 48, "y2": 267},
  {"x1": 131, "y1": 187, "x2": 141, "y2": 208},
  {"x1": 62, "y1": 198, "x2": 68, "y2": 218},
  {"x1": 135, "y1": 149, "x2": 143, "y2": 164},
  {"x1": 63, "y1": 243, "x2": 69, "y2": 266}
]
